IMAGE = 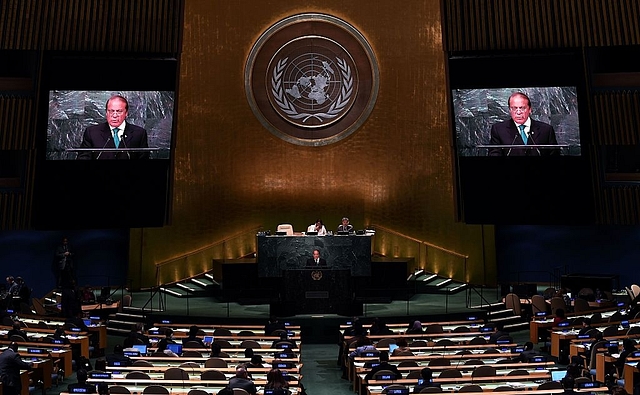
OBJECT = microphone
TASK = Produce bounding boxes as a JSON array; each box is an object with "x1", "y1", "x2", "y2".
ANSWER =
[
  {"x1": 527, "y1": 130, "x2": 541, "y2": 156},
  {"x1": 506, "y1": 132, "x2": 519, "y2": 157},
  {"x1": 96, "y1": 135, "x2": 113, "y2": 159},
  {"x1": 120, "y1": 132, "x2": 131, "y2": 159}
]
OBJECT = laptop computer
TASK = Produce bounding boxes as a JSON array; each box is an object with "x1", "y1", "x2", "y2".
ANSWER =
[
  {"x1": 203, "y1": 335, "x2": 213, "y2": 345},
  {"x1": 551, "y1": 370, "x2": 566, "y2": 381},
  {"x1": 132, "y1": 344, "x2": 147, "y2": 356},
  {"x1": 388, "y1": 344, "x2": 399, "y2": 354},
  {"x1": 167, "y1": 343, "x2": 182, "y2": 355}
]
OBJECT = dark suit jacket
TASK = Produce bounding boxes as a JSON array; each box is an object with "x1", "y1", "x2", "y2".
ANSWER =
[
  {"x1": 77, "y1": 122, "x2": 149, "y2": 160},
  {"x1": 488, "y1": 119, "x2": 559, "y2": 156},
  {"x1": 0, "y1": 348, "x2": 32, "y2": 390},
  {"x1": 305, "y1": 258, "x2": 327, "y2": 267}
]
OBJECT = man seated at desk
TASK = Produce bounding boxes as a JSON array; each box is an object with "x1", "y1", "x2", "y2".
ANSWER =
[
  {"x1": 67, "y1": 369, "x2": 96, "y2": 393},
  {"x1": 364, "y1": 351, "x2": 402, "y2": 381},
  {"x1": 305, "y1": 249, "x2": 326, "y2": 267},
  {"x1": 306, "y1": 219, "x2": 327, "y2": 236},
  {"x1": 229, "y1": 365, "x2": 257, "y2": 395},
  {"x1": 337, "y1": 217, "x2": 354, "y2": 233}
]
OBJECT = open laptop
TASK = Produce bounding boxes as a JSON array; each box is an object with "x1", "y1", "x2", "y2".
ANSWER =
[
  {"x1": 132, "y1": 344, "x2": 147, "y2": 356},
  {"x1": 167, "y1": 343, "x2": 182, "y2": 355},
  {"x1": 551, "y1": 370, "x2": 566, "y2": 381},
  {"x1": 388, "y1": 344, "x2": 399, "y2": 354}
]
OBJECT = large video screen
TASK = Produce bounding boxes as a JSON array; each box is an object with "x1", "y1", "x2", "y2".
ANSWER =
[
  {"x1": 452, "y1": 86, "x2": 581, "y2": 157},
  {"x1": 47, "y1": 90, "x2": 174, "y2": 160}
]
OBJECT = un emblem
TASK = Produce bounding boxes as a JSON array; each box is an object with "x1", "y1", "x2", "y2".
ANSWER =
[{"x1": 245, "y1": 14, "x2": 379, "y2": 146}]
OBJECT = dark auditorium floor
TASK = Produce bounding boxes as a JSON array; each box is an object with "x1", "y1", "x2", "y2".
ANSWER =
[{"x1": 50, "y1": 290, "x2": 537, "y2": 395}]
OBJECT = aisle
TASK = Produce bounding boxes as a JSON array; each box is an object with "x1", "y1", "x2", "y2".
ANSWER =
[{"x1": 301, "y1": 344, "x2": 352, "y2": 395}]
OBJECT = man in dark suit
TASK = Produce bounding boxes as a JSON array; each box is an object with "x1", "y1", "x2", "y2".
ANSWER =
[
  {"x1": 488, "y1": 92, "x2": 559, "y2": 156},
  {"x1": 77, "y1": 95, "x2": 149, "y2": 160},
  {"x1": 305, "y1": 248, "x2": 327, "y2": 267},
  {"x1": 0, "y1": 343, "x2": 33, "y2": 395}
]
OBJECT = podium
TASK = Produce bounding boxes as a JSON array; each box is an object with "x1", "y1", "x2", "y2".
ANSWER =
[{"x1": 281, "y1": 269, "x2": 351, "y2": 314}]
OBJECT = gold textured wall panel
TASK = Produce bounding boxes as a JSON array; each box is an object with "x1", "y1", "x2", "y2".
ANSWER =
[{"x1": 129, "y1": 0, "x2": 495, "y2": 288}]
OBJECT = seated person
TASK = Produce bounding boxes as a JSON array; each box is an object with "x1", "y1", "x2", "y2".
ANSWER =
[
  {"x1": 265, "y1": 368, "x2": 291, "y2": 395},
  {"x1": 405, "y1": 320, "x2": 423, "y2": 334},
  {"x1": 244, "y1": 355, "x2": 265, "y2": 377},
  {"x1": 306, "y1": 219, "x2": 327, "y2": 236},
  {"x1": 391, "y1": 339, "x2": 412, "y2": 356},
  {"x1": 50, "y1": 327, "x2": 70, "y2": 344},
  {"x1": 265, "y1": 316, "x2": 286, "y2": 336},
  {"x1": 516, "y1": 341, "x2": 539, "y2": 362},
  {"x1": 7, "y1": 321, "x2": 28, "y2": 341},
  {"x1": 271, "y1": 332, "x2": 297, "y2": 350},
  {"x1": 185, "y1": 325, "x2": 206, "y2": 347},
  {"x1": 614, "y1": 338, "x2": 637, "y2": 373},
  {"x1": 488, "y1": 323, "x2": 509, "y2": 344},
  {"x1": 123, "y1": 322, "x2": 150, "y2": 348},
  {"x1": 105, "y1": 344, "x2": 131, "y2": 367},
  {"x1": 553, "y1": 308, "x2": 567, "y2": 325},
  {"x1": 211, "y1": 342, "x2": 229, "y2": 358},
  {"x1": 337, "y1": 217, "x2": 354, "y2": 233},
  {"x1": 156, "y1": 333, "x2": 178, "y2": 357},
  {"x1": 369, "y1": 318, "x2": 394, "y2": 336},
  {"x1": 413, "y1": 368, "x2": 440, "y2": 393},
  {"x1": 364, "y1": 351, "x2": 402, "y2": 380},
  {"x1": 228, "y1": 365, "x2": 257, "y2": 395},
  {"x1": 349, "y1": 337, "x2": 376, "y2": 359},
  {"x1": 67, "y1": 369, "x2": 96, "y2": 393},
  {"x1": 578, "y1": 318, "x2": 593, "y2": 336}
]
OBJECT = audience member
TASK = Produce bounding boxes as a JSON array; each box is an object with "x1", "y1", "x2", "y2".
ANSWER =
[
  {"x1": 516, "y1": 342, "x2": 539, "y2": 362},
  {"x1": 228, "y1": 365, "x2": 257, "y2": 395},
  {"x1": 364, "y1": 351, "x2": 402, "y2": 380},
  {"x1": 348, "y1": 337, "x2": 376, "y2": 359},
  {"x1": 0, "y1": 342, "x2": 33, "y2": 395},
  {"x1": 413, "y1": 368, "x2": 441, "y2": 393},
  {"x1": 185, "y1": 325, "x2": 206, "y2": 347},
  {"x1": 578, "y1": 318, "x2": 593, "y2": 336},
  {"x1": 406, "y1": 320, "x2": 423, "y2": 334},
  {"x1": 105, "y1": 344, "x2": 131, "y2": 367},
  {"x1": 272, "y1": 331, "x2": 297, "y2": 349},
  {"x1": 370, "y1": 318, "x2": 394, "y2": 336},
  {"x1": 392, "y1": 339, "x2": 412, "y2": 356},
  {"x1": 265, "y1": 316, "x2": 286, "y2": 336},
  {"x1": 265, "y1": 368, "x2": 290, "y2": 395},
  {"x1": 7, "y1": 321, "x2": 28, "y2": 341},
  {"x1": 553, "y1": 308, "x2": 567, "y2": 325},
  {"x1": 489, "y1": 323, "x2": 509, "y2": 344},
  {"x1": 67, "y1": 369, "x2": 95, "y2": 393}
]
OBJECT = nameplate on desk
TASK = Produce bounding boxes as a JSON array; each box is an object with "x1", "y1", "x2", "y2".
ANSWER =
[
  {"x1": 89, "y1": 372, "x2": 112, "y2": 379},
  {"x1": 123, "y1": 351, "x2": 140, "y2": 357},
  {"x1": 51, "y1": 339, "x2": 65, "y2": 344},
  {"x1": 27, "y1": 348, "x2": 47, "y2": 354},
  {"x1": 577, "y1": 334, "x2": 590, "y2": 339},
  {"x1": 385, "y1": 389, "x2": 409, "y2": 395},
  {"x1": 69, "y1": 327, "x2": 82, "y2": 332}
]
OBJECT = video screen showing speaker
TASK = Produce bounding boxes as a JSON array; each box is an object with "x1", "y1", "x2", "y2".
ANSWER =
[
  {"x1": 34, "y1": 55, "x2": 178, "y2": 229},
  {"x1": 448, "y1": 50, "x2": 594, "y2": 225}
]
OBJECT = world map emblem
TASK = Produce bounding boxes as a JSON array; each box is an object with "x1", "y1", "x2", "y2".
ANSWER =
[{"x1": 245, "y1": 14, "x2": 379, "y2": 146}]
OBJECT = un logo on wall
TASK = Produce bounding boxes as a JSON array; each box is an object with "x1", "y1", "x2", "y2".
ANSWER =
[{"x1": 245, "y1": 14, "x2": 379, "y2": 146}]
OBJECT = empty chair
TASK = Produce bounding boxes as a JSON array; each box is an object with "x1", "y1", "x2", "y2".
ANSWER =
[
  {"x1": 543, "y1": 287, "x2": 556, "y2": 300},
  {"x1": 458, "y1": 384, "x2": 483, "y2": 392},
  {"x1": 463, "y1": 359, "x2": 484, "y2": 366},
  {"x1": 409, "y1": 340, "x2": 427, "y2": 347},
  {"x1": 143, "y1": 385, "x2": 170, "y2": 395},
  {"x1": 126, "y1": 371, "x2": 151, "y2": 379},
  {"x1": 270, "y1": 329, "x2": 287, "y2": 337},
  {"x1": 398, "y1": 360, "x2": 419, "y2": 367},
  {"x1": 376, "y1": 338, "x2": 396, "y2": 348},
  {"x1": 406, "y1": 371, "x2": 422, "y2": 379},
  {"x1": 232, "y1": 389, "x2": 250, "y2": 395},
  {"x1": 531, "y1": 294, "x2": 548, "y2": 315},
  {"x1": 36, "y1": 321, "x2": 50, "y2": 329},
  {"x1": 213, "y1": 339, "x2": 233, "y2": 348},
  {"x1": 436, "y1": 339, "x2": 454, "y2": 346},
  {"x1": 550, "y1": 297, "x2": 567, "y2": 316},
  {"x1": 122, "y1": 294, "x2": 132, "y2": 307},
  {"x1": 179, "y1": 362, "x2": 200, "y2": 368},
  {"x1": 483, "y1": 348, "x2": 499, "y2": 354},
  {"x1": 429, "y1": 358, "x2": 451, "y2": 367},
  {"x1": 468, "y1": 337, "x2": 486, "y2": 345},
  {"x1": 602, "y1": 325, "x2": 619, "y2": 337},
  {"x1": 132, "y1": 360, "x2": 154, "y2": 367},
  {"x1": 574, "y1": 377, "x2": 591, "y2": 385},
  {"x1": 188, "y1": 390, "x2": 209, "y2": 395},
  {"x1": 9, "y1": 335, "x2": 26, "y2": 342},
  {"x1": 164, "y1": 367, "x2": 189, "y2": 380},
  {"x1": 627, "y1": 327, "x2": 640, "y2": 335},
  {"x1": 240, "y1": 340, "x2": 261, "y2": 349},
  {"x1": 632, "y1": 284, "x2": 640, "y2": 299},
  {"x1": 204, "y1": 357, "x2": 228, "y2": 368},
  {"x1": 183, "y1": 340, "x2": 204, "y2": 349},
  {"x1": 574, "y1": 298, "x2": 591, "y2": 313},
  {"x1": 213, "y1": 328, "x2": 232, "y2": 336},
  {"x1": 276, "y1": 224, "x2": 294, "y2": 235},
  {"x1": 590, "y1": 312, "x2": 602, "y2": 325},
  {"x1": 419, "y1": 388, "x2": 442, "y2": 393},
  {"x1": 507, "y1": 369, "x2": 529, "y2": 376},
  {"x1": 537, "y1": 381, "x2": 563, "y2": 390},
  {"x1": 201, "y1": 369, "x2": 227, "y2": 380},
  {"x1": 493, "y1": 386, "x2": 514, "y2": 392},
  {"x1": 505, "y1": 293, "x2": 522, "y2": 316},
  {"x1": 182, "y1": 350, "x2": 203, "y2": 357},
  {"x1": 452, "y1": 326, "x2": 470, "y2": 333},
  {"x1": 424, "y1": 324, "x2": 444, "y2": 334},
  {"x1": 471, "y1": 366, "x2": 496, "y2": 377},
  {"x1": 109, "y1": 386, "x2": 131, "y2": 394},
  {"x1": 578, "y1": 288, "x2": 594, "y2": 299},
  {"x1": 438, "y1": 369, "x2": 462, "y2": 378},
  {"x1": 237, "y1": 330, "x2": 255, "y2": 337},
  {"x1": 608, "y1": 311, "x2": 623, "y2": 323}
]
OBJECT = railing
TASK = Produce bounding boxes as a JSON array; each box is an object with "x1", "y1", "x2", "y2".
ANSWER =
[
  {"x1": 369, "y1": 224, "x2": 470, "y2": 282},
  {"x1": 154, "y1": 225, "x2": 263, "y2": 286}
]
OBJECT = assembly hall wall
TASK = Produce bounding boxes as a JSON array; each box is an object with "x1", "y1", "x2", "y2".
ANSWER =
[{"x1": 127, "y1": 1, "x2": 495, "y2": 289}]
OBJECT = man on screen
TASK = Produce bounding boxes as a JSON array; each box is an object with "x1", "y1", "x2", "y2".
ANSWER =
[
  {"x1": 488, "y1": 92, "x2": 559, "y2": 156},
  {"x1": 77, "y1": 95, "x2": 149, "y2": 160}
]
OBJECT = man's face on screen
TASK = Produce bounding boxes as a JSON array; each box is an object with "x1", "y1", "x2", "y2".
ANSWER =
[
  {"x1": 508, "y1": 94, "x2": 531, "y2": 125},
  {"x1": 106, "y1": 98, "x2": 128, "y2": 128}
]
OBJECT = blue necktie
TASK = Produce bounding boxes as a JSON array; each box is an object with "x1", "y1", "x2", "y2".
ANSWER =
[
  {"x1": 519, "y1": 125, "x2": 527, "y2": 145},
  {"x1": 113, "y1": 128, "x2": 120, "y2": 148}
]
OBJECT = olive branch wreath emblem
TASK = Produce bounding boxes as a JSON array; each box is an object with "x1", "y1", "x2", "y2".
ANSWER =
[{"x1": 271, "y1": 57, "x2": 353, "y2": 123}]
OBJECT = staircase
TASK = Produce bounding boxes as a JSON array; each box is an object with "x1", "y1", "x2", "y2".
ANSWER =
[
  {"x1": 469, "y1": 300, "x2": 530, "y2": 332},
  {"x1": 407, "y1": 270, "x2": 469, "y2": 295},
  {"x1": 106, "y1": 305, "x2": 147, "y2": 336},
  {"x1": 158, "y1": 272, "x2": 220, "y2": 298}
]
